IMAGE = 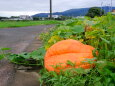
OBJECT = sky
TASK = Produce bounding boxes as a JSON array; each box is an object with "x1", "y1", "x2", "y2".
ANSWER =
[{"x1": 0, "y1": 0, "x2": 115, "y2": 17}]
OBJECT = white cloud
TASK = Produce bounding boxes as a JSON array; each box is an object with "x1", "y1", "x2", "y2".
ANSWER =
[
  {"x1": 0, "y1": 11, "x2": 48, "y2": 17},
  {"x1": 0, "y1": 0, "x2": 114, "y2": 16}
]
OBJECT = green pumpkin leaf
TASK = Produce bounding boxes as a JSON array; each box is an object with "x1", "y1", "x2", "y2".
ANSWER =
[{"x1": 71, "y1": 25, "x2": 84, "y2": 33}]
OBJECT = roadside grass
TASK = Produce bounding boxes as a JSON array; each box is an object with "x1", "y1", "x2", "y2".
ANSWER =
[{"x1": 0, "y1": 20, "x2": 62, "y2": 28}]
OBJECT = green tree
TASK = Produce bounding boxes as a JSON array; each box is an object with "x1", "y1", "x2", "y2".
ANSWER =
[
  {"x1": 0, "y1": 17, "x2": 8, "y2": 20},
  {"x1": 33, "y1": 17, "x2": 41, "y2": 20},
  {"x1": 10, "y1": 16, "x2": 19, "y2": 18},
  {"x1": 86, "y1": 7, "x2": 104, "y2": 18}
]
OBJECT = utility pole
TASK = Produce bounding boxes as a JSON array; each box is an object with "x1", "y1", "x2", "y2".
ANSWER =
[
  {"x1": 107, "y1": 4, "x2": 111, "y2": 12},
  {"x1": 50, "y1": 0, "x2": 52, "y2": 19},
  {"x1": 101, "y1": 2, "x2": 103, "y2": 15},
  {"x1": 111, "y1": 0, "x2": 112, "y2": 11}
]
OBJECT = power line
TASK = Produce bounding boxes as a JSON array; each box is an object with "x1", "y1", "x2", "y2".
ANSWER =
[{"x1": 101, "y1": 0, "x2": 113, "y2": 12}]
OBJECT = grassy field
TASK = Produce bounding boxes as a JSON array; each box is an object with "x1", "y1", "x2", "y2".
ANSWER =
[{"x1": 0, "y1": 20, "x2": 62, "y2": 28}]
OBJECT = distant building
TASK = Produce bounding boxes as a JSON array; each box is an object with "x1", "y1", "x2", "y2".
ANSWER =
[
  {"x1": 1, "y1": 18, "x2": 23, "y2": 21},
  {"x1": 41, "y1": 17, "x2": 45, "y2": 20},
  {"x1": 8, "y1": 18, "x2": 23, "y2": 20},
  {"x1": 1, "y1": 15, "x2": 33, "y2": 21},
  {"x1": 112, "y1": 9, "x2": 115, "y2": 12},
  {"x1": 48, "y1": 15, "x2": 62, "y2": 18},
  {"x1": 76, "y1": 16, "x2": 85, "y2": 18},
  {"x1": 19, "y1": 15, "x2": 33, "y2": 20},
  {"x1": 112, "y1": 9, "x2": 115, "y2": 15}
]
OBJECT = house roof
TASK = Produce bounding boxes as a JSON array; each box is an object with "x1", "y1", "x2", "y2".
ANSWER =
[{"x1": 112, "y1": 9, "x2": 115, "y2": 12}]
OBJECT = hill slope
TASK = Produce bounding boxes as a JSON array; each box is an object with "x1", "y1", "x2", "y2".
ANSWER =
[{"x1": 33, "y1": 6, "x2": 115, "y2": 17}]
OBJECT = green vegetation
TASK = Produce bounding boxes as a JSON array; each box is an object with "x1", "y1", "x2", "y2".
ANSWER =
[
  {"x1": 0, "y1": 13, "x2": 115, "y2": 86},
  {"x1": 86, "y1": 7, "x2": 104, "y2": 18},
  {"x1": 8, "y1": 47, "x2": 45, "y2": 66},
  {"x1": 33, "y1": 16, "x2": 72, "y2": 21},
  {"x1": 39, "y1": 13, "x2": 115, "y2": 86},
  {"x1": 0, "y1": 48, "x2": 11, "y2": 60},
  {"x1": 0, "y1": 20, "x2": 61, "y2": 28}
]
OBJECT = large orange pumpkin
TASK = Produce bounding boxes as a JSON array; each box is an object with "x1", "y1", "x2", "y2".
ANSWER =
[{"x1": 44, "y1": 39, "x2": 96, "y2": 72}]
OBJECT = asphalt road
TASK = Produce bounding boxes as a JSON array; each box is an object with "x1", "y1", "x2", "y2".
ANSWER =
[
  {"x1": 0, "y1": 25, "x2": 55, "y2": 86},
  {"x1": 0, "y1": 25, "x2": 53, "y2": 53}
]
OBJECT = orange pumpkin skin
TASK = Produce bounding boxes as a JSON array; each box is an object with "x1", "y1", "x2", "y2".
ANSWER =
[{"x1": 44, "y1": 39, "x2": 96, "y2": 72}]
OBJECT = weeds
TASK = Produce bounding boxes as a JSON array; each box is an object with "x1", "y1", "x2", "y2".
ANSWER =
[{"x1": 39, "y1": 14, "x2": 115, "y2": 86}]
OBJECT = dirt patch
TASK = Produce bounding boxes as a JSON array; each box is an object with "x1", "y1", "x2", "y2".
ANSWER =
[
  {"x1": 12, "y1": 70, "x2": 40, "y2": 86},
  {"x1": 0, "y1": 59, "x2": 15, "y2": 86}
]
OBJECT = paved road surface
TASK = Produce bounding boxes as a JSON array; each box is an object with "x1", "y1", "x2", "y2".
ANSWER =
[
  {"x1": 0, "y1": 25, "x2": 54, "y2": 86},
  {"x1": 0, "y1": 25, "x2": 53, "y2": 53}
]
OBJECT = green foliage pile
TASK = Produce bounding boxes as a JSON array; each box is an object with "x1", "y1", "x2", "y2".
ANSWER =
[{"x1": 9, "y1": 47, "x2": 46, "y2": 66}]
